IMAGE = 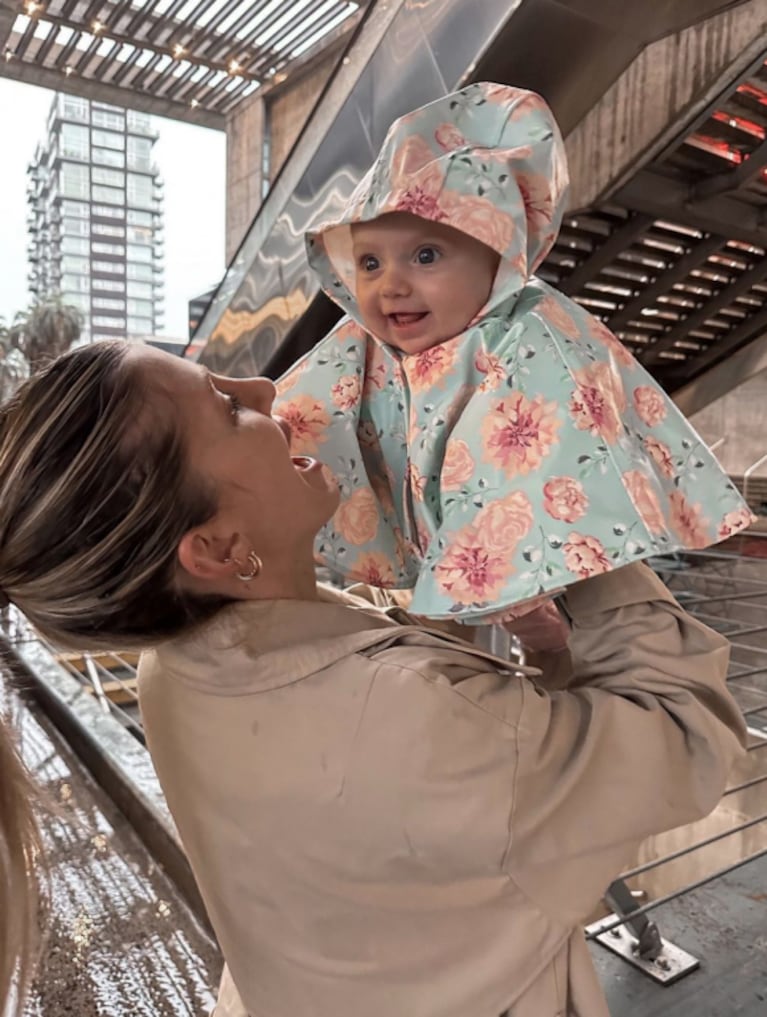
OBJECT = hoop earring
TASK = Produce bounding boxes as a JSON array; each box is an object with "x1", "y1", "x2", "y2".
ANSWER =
[{"x1": 234, "y1": 550, "x2": 262, "y2": 582}]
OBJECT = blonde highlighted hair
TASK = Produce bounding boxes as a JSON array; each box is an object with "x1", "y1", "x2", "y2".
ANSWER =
[
  {"x1": 0, "y1": 711, "x2": 44, "y2": 1017},
  {"x1": 0, "y1": 340, "x2": 234, "y2": 1007}
]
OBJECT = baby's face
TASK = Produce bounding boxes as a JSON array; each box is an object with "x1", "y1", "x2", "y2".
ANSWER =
[{"x1": 351, "y1": 213, "x2": 499, "y2": 355}]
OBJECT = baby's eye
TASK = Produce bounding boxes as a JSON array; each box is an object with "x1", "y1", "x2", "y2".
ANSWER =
[
  {"x1": 416, "y1": 246, "x2": 439, "y2": 265},
  {"x1": 360, "y1": 255, "x2": 379, "y2": 272}
]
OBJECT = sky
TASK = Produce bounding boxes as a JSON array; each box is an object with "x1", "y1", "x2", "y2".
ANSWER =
[{"x1": 0, "y1": 77, "x2": 226, "y2": 341}]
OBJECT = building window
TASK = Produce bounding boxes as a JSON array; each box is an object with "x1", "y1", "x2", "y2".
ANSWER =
[
  {"x1": 126, "y1": 262, "x2": 152, "y2": 281},
  {"x1": 62, "y1": 236, "x2": 89, "y2": 255},
  {"x1": 92, "y1": 222, "x2": 125, "y2": 238},
  {"x1": 126, "y1": 173, "x2": 154, "y2": 210},
  {"x1": 62, "y1": 274, "x2": 90, "y2": 292},
  {"x1": 127, "y1": 298, "x2": 152, "y2": 317},
  {"x1": 127, "y1": 225, "x2": 152, "y2": 244},
  {"x1": 127, "y1": 316, "x2": 153, "y2": 333},
  {"x1": 93, "y1": 297, "x2": 126, "y2": 311},
  {"x1": 62, "y1": 254, "x2": 89, "y2": 274},
  {"x1": 61, "y1": 95, "x2": 89, "y2": 122},
  {"x1": 93, "y1": 278, "x2": 125, "y2": 293},
  {"x1": 93, "y1": 167, "x2": 125, "y2": 188},
  {"x1": 61, "y1": 200, "x2": 89, "y2": 218},
  {"x1": 62, "y1": 292, "x2": 90, "y2": 312},
  {"x1": 127, "y1": 136, "x2": 152, "y2": 172},
  {"x1": 127, "y1": 243, "x2": 152, "y2": 263},
  {"x1": 127, "y1": 210, "x2": 152, "y2": 227},
  {"x1": 92, "y1": 204, "x2": 124, "y2": 219},
  {"x1": 127, "y1": 281, "x2": 153, "y2": 299},
  {"x1": 93, "y1": 315, "x2": 126, "y2": 328},
  {"x1": 60, "y1": 163, "x2": 89, "y2": 199},
  {"x1": 93, "y1": 260, "x2": 125, "y2": 274},
  {"x1": 92, "y1": 146, "x2": 125, "y2": 168},
  {"x1": 60, "y1": 123, "x2": 89, "y2": 161},
  {"x1": 92, "y1": 108, "x2": 125, "y2": 130},
  {"x1": 62, "y1": 217, "x2": 90, "y2": 236},
  {"x1": 92, "y1": 129, "x2": 124, "y2": 152},
  {"x1": 92, "y1": 185, "x2": 124, "y2": 205},
  {"x1": 127, "y1": 111, "x2": 152, "y2": 132},
  {"x1": 92, "y1": 242, "x2": 126, "y2": 256}
]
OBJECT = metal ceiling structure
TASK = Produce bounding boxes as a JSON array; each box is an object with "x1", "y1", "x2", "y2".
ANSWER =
[
  {"x1": 0, "y1": 0, "x2": 367, "y2": 128},
  {"x1": 541, "y1": 49, "x2": 767, "y2": 396}
]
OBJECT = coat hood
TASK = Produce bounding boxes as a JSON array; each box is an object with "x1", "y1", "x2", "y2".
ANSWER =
[{"x1": 306, "y1": 83, "x2": 569, "y2": 331}]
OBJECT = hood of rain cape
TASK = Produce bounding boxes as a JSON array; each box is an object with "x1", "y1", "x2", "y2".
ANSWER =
[{"x1": 275, "y1": 82, "x2": 754, "y2": 622}]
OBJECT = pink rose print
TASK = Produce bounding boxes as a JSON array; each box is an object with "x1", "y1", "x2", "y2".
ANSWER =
[
  {"x1": 440, "y1": 190, "x2": 516, "y2": 254},
  {"x1": 278, "y1": 394, "x2": 330, "y2": 455},
  {"x1": 404, "y1": 343, "x2": 458, "y2": 393},
  {"x1": 442, "y1": 439, "x2": 475, "y2": 489},
  {"x1": 390, "y1": 134, "x2": 437, "y2": 182},
  {"x1": 644, "y1": 436, "x2": 674, "y2": 479},
  {"x1": 536, "y1": 294, "x2": 579, "y2": 337},
  {"x1": 334, "y1": 487, "x2": 379, "y2": 546},
  {"x1": 588, "y1": 317, "x2": 634, "y2": 367},
  {"x1": 475, "y1": 349, "x2": 506, "y2": 392},
  {"x1": 543, "y1": 476, "x2": 588, "y2": 523},
  {"x1": 363, "y1": 342, "x2": 389, "y2": 396},
  {"x1": 569, "y1": 362, "x2": 626, "y2": 444},
  {"x1": 481, "y1": 391, "x2": 561, "y2": 476},
  {"x1": 350, "y1": 550, "x2": 397, "y2": 587},
  {"x1": 622, "y1": 470, "x2": 666, "y2": 534},
  {"x1": 434, "y1": 123, "x2": 467, "y2": 151},
  {"x1": 434, "y1": 535, "x2": 512, "y2": 606},
  {"x1": 434, "y1": 492, "x2": 532, "y2": 605},
  {"x1": 563, "y1": 533, "x2": 612, "y2": 578},
  {"x1": 475, "y1": 491, "x2": 534, "y2": 552},
  {"x1": 718, "y1": 507, "x2": 755, "y2": 539},
  {"x1": 331, "y1": 374, "x2": 361, "y2": 411},
  {"x1": 388, "y1": 137, "x2": 446, "y2": 221},
  {"x1": 669, "y1": 491, "x2": 710, "y2": 549},
  {"x1": 633, "y1": 385, "x2": 667, "y2": 428},
  {"x1": 517, "y1": 172, "x2": 554, "y2": 237}
]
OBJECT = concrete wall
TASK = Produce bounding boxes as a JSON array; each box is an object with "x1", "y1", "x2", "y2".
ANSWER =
[
  {"x1": 225, "y1": 94, "x2": 265, "y2": 264},
  {"x1": 690, "y1": 369, "x2": 767, "y2": 478},
  {"x1": 224, "y1": 48, "x2": 339, "y2": 263},
  {"x1": 268, "y1": 49, "x2": 338, "y2": 180}
]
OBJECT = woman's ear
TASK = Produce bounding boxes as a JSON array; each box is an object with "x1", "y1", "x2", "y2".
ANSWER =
[{"x1": 177, "y1": 528, "x2": 235, "y2": 582}]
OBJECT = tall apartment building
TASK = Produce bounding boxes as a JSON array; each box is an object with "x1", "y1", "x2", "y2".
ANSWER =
[{"x1": 27, "y1": 93, "x2": 164, "y2": 343}]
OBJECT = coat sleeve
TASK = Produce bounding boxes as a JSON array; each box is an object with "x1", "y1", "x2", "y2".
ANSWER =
[
  {"x1": 372, "y1": 562, "x2": 746, "y2": 922},
  {"x1": 497, "y1": 561, "x2": 746, "y2": 922}
]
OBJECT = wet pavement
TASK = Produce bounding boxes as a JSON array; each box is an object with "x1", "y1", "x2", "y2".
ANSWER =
[{"x1": 1, "y1": 674, "x2": 220, "y2": 1017}]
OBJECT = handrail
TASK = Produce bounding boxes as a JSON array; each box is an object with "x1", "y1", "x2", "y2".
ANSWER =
[{"x1": 743, "y1": 451, "x2": 767, "y2": 506}]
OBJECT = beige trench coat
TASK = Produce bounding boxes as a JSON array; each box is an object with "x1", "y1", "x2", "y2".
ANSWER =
[{"x1": 138, "y1": 564, "x2": 746, "y2": 1017}]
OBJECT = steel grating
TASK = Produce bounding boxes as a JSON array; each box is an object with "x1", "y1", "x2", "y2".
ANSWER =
[
  {"x1": 541, "y1": 50, "x2": 767, "y2": 395},
  {"x1": 0, "y1": 0, "x2": 368, "y2": 127}
]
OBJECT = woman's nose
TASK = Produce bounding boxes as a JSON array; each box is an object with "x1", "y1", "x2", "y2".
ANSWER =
[{"x1": 250, "y1": 377, "x2": 276, "y2": 413}]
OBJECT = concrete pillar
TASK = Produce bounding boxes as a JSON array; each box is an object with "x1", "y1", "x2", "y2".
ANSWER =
[
  {"x1": 268, "y1": 49, "x2": 338, "y2": 180},
  {"x1": 564, "y1": 0, "x2": 767, "y2": 211},
  {"x1": 689, "y1": 367, "x2": 767, "y2": 480},
  {"x1": 225, "y1": 94, "x2": 265, "y2": 264}
]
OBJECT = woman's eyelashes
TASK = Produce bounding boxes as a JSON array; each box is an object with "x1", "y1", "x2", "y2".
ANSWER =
[{"x1": 226, "y1": 392, "x2": 242, "y2": 420}]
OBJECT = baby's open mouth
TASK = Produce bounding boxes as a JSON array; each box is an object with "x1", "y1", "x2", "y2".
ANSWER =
[{"x1": 389, "y1": 312, "x2": 428, "y2": 326}]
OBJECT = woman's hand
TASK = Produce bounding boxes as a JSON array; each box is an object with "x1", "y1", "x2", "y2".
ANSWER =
[{"x1": 501, "y1": 597, "x2": 570, "y2": 653}]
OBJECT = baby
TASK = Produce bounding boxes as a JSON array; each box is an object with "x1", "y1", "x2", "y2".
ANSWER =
[{"x1": 275, "y1": 82, "x2": 753, "y2": 625}]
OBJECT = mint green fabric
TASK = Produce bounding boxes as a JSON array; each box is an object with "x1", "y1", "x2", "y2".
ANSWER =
[{"x1": 276, "y1": 83, "x2": 753, "y2": 623}]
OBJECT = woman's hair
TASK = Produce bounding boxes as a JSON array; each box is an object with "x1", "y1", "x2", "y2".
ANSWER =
[
  {"x1": 0, "y1": 712, "x2": 44, "y2": 1017},
  {"x1": 0, "y1": 341, "x2": 228, "y2": 650}
]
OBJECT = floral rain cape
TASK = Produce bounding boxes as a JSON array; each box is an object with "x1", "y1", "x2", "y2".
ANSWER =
[{"x1": 275, "y1": 82, "x2": 754, "y2": 623}]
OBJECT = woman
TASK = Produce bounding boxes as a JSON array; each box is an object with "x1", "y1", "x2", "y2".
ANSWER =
[{"x1": 0, "y1": 341, "x2": 746, "y2": 1017}]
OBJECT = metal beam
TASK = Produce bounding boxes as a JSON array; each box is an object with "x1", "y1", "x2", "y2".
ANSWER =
[
  {"x1": 674, "y1": 330, "x2": 767, "y2": 416},
  {"x1": 645, "y1": 255, "x2": 767, "y2": 365},
  {"x1": 559, "y1": 213, "x2": 653, "y2": 296},
  {"x1": 617, "y1": 169, "x2": 767, "y2": 248},
  {"x1": 0, "y1": 60, "x2": 224, "y2": 129},
  {"x1": 667, "y1": 306, "x2": 767, "y2": 388},
  {"x1": 607, "y1": 234, "x2": 726, "y2": 332},
  {"x1": 694, "y1": 137, "x2": 767, "y2": 199}
]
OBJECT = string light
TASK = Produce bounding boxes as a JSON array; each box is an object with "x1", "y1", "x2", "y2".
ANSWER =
[
  {"x1": 92, "y1": 19, "x2": 104, "y2": 33},
  {"x1": 190, "y1": 98, "x2": 200, "y2": 108},
  {"x1": 172, "y1": 43, "x2": 186, "y2": 58},
  {"x1": 228, "y1": 58, "x2": 241, "y2": 75}
]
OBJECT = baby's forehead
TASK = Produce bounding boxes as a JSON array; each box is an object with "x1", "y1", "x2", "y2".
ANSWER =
[{"x1": 351, "y1": 213, "x2": 457, "y2": 248}]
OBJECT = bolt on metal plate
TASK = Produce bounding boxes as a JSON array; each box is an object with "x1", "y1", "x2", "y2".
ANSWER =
[{"x1": 586, "y1": 914, "x2": 700, "y2": 985}]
